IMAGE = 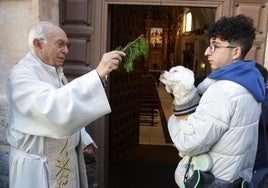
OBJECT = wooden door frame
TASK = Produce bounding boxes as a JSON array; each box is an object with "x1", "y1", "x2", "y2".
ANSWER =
[{"x1": 96, "y1": 1, "x2": 233, "y2": 188}]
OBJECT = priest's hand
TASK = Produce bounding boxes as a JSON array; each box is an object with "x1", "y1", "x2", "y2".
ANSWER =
[
  {"x1": 96, "y1": 50, "x2": 126, "y2": 79},
  {"x1": 83, "y1": 142, "x2": 98, "y2": 155}
]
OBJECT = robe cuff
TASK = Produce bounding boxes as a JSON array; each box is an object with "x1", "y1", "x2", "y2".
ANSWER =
[{"x1": 96, "y1": 71, "x2": 107, "y2": 87}]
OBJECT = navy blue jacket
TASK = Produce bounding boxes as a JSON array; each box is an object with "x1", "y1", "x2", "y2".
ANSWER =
[{"x1": 254, "y1": 87, "x2": 268, "y2": 170}]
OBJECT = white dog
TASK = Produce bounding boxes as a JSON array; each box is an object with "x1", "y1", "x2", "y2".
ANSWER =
[{"x1": 159, "y1": 66, "x2": 200, "y2": 114}]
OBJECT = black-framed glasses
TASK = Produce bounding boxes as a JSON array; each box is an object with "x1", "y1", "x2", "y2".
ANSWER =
[{"x1": 207, "y1": 43, "x2": 237, "y2": 53}]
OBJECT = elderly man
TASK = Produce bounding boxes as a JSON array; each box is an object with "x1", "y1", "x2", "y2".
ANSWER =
[{"x1": 7, "y1": 21, "x2": 125, "y2": 188}]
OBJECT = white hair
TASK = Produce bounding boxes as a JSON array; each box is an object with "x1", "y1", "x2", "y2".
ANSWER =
[{"x1": 28, "y1": 21, "x2": 56, "y2": 50}]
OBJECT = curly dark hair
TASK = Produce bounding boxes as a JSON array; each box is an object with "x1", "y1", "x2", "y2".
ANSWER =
[{"x1": 208, "y1": 14, "x2": 256, "y2": 60}]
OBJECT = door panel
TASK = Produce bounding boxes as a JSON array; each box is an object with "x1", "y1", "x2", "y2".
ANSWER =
[
  {"x1": 65, "y1": 1, "x2": 91, "y2": 24},
  {"x1": 60, "y1": 0, "x2": 94, "y2": 80}
]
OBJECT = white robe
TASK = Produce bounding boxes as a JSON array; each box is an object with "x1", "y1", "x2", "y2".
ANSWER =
[{"x1": 7, "y1": 52, "x2": 111, "y2": 188}]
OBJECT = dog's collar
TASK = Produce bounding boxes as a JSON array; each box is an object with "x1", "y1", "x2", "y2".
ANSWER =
[{"x1": 174, "y1": 103, "x2": 199, "y2": 116}]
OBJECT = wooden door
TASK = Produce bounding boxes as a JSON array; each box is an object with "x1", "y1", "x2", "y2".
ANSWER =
[
  {"x1": 59, "y1": 1, "x2": 108, "y2": 187},
  {"x1": 60, "y1": 0, "x2": 95, "y2": 80}
]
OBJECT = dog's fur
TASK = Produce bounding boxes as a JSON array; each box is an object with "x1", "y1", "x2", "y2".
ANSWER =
[{"x1": 159, "y1": 66, "x2": 195, "y2": 101}]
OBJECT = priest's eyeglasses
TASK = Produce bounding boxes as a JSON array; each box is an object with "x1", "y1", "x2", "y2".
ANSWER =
[
  {"x1": 55, "y1": 39, "x2": 71, "y2": 49},
  {"x1": 207, "y1": 43, "x2": 237, "y2": 53}
]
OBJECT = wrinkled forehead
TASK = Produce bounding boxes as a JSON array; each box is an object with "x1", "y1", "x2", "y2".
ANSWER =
[{"x1": 45, "y1": 24, "x2": 68, "y2": 41}]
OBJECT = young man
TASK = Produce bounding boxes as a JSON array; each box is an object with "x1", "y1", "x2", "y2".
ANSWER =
[
  {"x1": 167, "y1": 15, "x2": 265, "y2": 187},
  {"x1": 7, "y1": 21, "x2": 125, "y2": 188}
]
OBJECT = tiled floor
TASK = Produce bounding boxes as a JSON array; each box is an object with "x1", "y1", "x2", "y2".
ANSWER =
[{"x1": 139, "y1": 83, "x2": 174, "y2": 146}]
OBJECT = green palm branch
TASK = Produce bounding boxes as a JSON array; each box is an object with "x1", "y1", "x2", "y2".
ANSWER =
[{"x1": 117, "y1": 34, "x2": 148, "y2": 72}]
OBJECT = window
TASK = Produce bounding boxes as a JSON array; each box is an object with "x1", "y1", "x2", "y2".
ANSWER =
[{"x1": 185, "y1": 12, "x2": 192, "y2": 32}]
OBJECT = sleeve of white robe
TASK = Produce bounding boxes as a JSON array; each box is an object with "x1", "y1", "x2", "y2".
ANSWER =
[
  {"x1": 81, "y1": 127, "x2": 94, "y2": 149},
  {"x1": 7, "y1": 68, "x2": 111, "y2": 139}
]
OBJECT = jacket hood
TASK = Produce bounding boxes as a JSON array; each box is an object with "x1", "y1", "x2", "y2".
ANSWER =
[{"x1": 207, "y1": 60, "x2": 265, "y2": 102}]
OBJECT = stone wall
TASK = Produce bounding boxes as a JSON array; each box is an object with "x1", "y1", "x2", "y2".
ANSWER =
[
  {"x1": 0, "y1": 1, "x2": 59, "y2": 187},
  {"x1": 0, "y1": 0, "x2": 59, "y2": 144},
  {"x1": 0, "y1": 1, "x2": 35, "y2": 96}
]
